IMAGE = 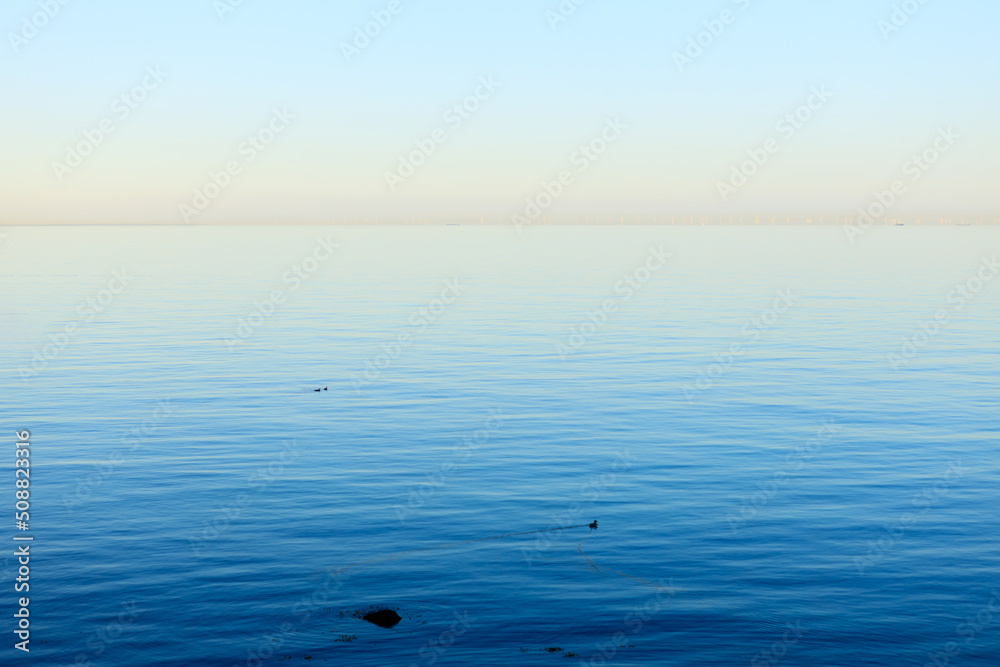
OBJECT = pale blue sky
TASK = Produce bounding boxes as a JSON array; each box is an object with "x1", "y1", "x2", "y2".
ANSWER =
[{"x1": 2, "y1": 0, "x2": 997, "y2": 223}]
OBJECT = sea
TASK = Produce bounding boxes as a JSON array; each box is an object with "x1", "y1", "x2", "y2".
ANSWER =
[{"x1": 1, "y1": 225, "x2": 998, "y2": 666}]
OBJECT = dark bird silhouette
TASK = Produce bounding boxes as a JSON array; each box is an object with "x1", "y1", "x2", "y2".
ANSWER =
[
  {"x1": 589, "y1": 520, "x2": 599, "y2": 531},
  {"x1": 314, "y1": 387, "x2": 328, "y2": 392}
]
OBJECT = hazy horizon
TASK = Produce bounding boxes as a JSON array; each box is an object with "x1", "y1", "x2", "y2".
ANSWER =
[{"x1": 3, "y1": 0, "x2": 998, "y2": 224}]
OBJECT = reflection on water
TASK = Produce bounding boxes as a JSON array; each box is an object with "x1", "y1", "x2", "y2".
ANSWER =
[{"x1": 1, "y1": 227, "x2": 998, "y2": 666}]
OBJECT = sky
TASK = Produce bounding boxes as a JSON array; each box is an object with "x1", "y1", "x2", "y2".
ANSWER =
[{"x1": 1, "y1": 0, "x2": 998, "y2": 224}]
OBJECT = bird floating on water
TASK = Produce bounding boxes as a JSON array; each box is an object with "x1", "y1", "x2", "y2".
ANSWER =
[
  {"x1": 589, "y1": 520, "x2": 598, "y2": 531},
  {"x1": 314, "y1": 387, "x2": 328, "y2": 392}
]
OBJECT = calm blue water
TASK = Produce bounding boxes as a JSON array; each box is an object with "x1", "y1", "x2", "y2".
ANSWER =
[{"x1": 2, "y1": 226, "x2": 999, "y2": 666}]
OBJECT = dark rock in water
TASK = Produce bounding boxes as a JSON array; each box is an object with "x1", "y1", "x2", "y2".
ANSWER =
[{"x1": 362, "y1": 609, "x2": 401, "y2": 629}]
